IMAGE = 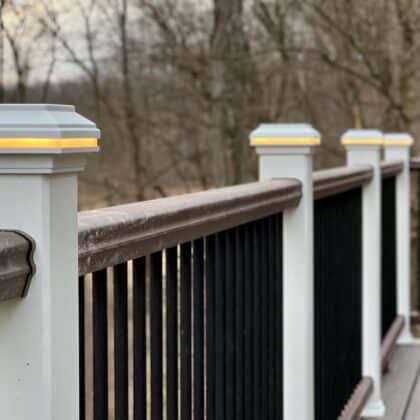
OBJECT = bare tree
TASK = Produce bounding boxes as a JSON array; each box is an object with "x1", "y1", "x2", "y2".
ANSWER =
[{"x1": 210, "y1": 0, "x2": 255, "y2": 185}]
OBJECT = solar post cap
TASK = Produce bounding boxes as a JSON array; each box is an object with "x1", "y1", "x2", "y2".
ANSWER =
[
  {"x1": 250, "y1": 123, "x2": 321, "y2": 146},
  {"x1": 341, "y1": 129, "x2": 384, "y2": 146},
  {"x1": 384, "y1": 133, "x2": 414, "y2": 147},
  {"x1": 0, "y1": 103, "x2": 101, "y2": 420},
  {"x1": 0, "y1": 104, "x2": 100, "y2": 153}
]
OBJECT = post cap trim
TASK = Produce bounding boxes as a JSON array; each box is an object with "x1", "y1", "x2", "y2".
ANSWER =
[
  {"x1": 341, "y1": 129, "x2": 384, "y2": 146},
  {"x1": 250, "y1": 137, "x2": 321, "y2": 146},
  {"x1": 384, "y1": 133, "x2": 414, "y2": 147},
  {"x1": 0, "y1": 138, "x2": 98, "y2": 149},
  {"x1": 0, "y1": 104, "x2": 100, "y2": 141},
  {"x1": 250, "y1": 123, "x2": 321, "y2": 147}
]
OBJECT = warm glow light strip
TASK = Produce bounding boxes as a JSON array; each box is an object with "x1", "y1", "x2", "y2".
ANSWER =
[
  {"x1": 384, "y1": 140, "x2": 414, "y2": 146},
  {"x1": 341, "y1": 138, "x2": 383, "y2": 145},
  {"x1": 0, "y1": 138, "x2": 98, "y2": 148},
  {"x1": 250, "y1": 137, "x2": 320, "y2": 145}
]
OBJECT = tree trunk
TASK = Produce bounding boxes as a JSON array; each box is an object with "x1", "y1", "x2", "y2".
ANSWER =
[{"x1": 210, "y1": 0, "x2": 251, "y2": 186}]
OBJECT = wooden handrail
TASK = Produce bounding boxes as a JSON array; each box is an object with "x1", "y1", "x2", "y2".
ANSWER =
[
  {"x1": 0, "y1": 230, "x2": 35, "y2": 301},
  {"x1": 313, "y1": 165, "x2": 373, "y2": 200},
  {"x1": 381, "y1": 315, "x2": 405, "y2": 373},
  {"x1": 338, "y1": 377, "x2": 374, "y2": 420},
  {"x1": 411, "y1": 157, "x2": 420, "y2": 170},
  {"x1": 381, "y1": 160, "x2": 404, "y2": 179},
  {"x1": 78, "y1": 179, "x2": 301, "y2": 274}
]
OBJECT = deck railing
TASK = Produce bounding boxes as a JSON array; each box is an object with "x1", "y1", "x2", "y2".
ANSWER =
[
  {"x1": 381, "y1": 163, "x2": 400, "y2": 339},
  {"x1": 0, "y1": 119, "x2": 417, "y2": 420},
  {"x1": 78, "y1": 180, "x2": 299, "y2": 420},
  {"x1": 313, "y1": 169, "x2": 366, "y2": 419}
]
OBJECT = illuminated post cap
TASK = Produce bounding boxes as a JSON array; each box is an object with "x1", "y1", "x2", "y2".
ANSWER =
[
  {"x1": 341, "y1": 129, "x2": 384, "y2": 146},
  {"x1": 0, "y1": 104, "x2": 100, "y2": 153},
  {"x1": 384, "y1": 133, "x2": 414, "y2": 147},
  {"x1": 250, "y1": 123, "x2": 321, "y2": 147}
]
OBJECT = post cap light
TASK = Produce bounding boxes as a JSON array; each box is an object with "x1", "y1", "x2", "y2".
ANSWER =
[
  {"x1": 384, "y1": 133, "x2": 414, "y2": 147},
  {"x1": 341, "y1": 129, "x2": 384, "y2": 146},
  {"x1": 0, "y1": 104, "x2": 100, "y2": 153},
  {"x1": 250, "y1": 123, "x2": 321, "y2": 147}
]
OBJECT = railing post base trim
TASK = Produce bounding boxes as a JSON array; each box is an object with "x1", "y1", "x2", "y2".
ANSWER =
[
  {"x1": 397, "y1": 334, "x2": 420, "y2": 345},
  {"x1": 361, "y1": 400, "x2": 386, "y2": 418}
]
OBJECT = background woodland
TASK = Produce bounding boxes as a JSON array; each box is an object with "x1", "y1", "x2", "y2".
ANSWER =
[{"x1": 1, "y1": 0, "x2": 420, "y2": 208}]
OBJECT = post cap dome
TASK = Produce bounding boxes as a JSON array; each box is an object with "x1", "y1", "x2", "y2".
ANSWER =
[
  {"x1": 341, "y1": 129, "x2": 384, "y2": 146},
  {"x1": 250, "y1": 123, "x2": 321, "y2": 146},
  {"x1": 0, "y1": 104, "x2": 100, "y2": 153},
  {"x1": 384, "y1": 133, "x2": 414, "y2": 147}
]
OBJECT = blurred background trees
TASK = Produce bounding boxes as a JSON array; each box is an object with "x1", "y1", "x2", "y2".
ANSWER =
[{"x1": 1, "y1": 0, "x2": 420, "y2": 208}]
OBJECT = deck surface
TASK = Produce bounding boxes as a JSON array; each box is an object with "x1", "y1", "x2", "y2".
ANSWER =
[{"x1": 369, "y1": 344, "x2": 420, "y2": 419}]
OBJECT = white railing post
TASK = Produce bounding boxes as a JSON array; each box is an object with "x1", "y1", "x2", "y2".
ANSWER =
[
  {"x1": 341, "y1": 129, "x2": 385, "y2": 418},
  {"x1": 250, "y1": 123, "x2": 321, "y2": 420},
  {"x1": 384, "y1": 133, "x2": 416, "y2": 344},
  {"x1": 0, "y1": 105, "x2": 99, "y2": 420}
]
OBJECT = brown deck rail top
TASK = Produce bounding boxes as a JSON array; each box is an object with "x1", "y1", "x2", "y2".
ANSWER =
[
  {"x1": 78, "y1": 179, "x2": 302, "y2": 274},
  {"x1": 411, "y1": 157, "x2": 420, "y2": 170},
  {"x1": 313, "y1": 165, "x2": 373, "y2": 200},
  {"x1": 381, "y1": 160, "x2": 404, "y2": 179},
  {"x1": 0, "y1": 231, "x2": 35, "y2": 302}
]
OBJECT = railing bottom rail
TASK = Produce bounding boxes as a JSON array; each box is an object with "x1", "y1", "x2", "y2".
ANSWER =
[
  {"x1": 381, "y1": 315, "x2": 405, "y2": 373},
  {"x1": 338, "y1": 377, "x2": 373, "y2": 420}
]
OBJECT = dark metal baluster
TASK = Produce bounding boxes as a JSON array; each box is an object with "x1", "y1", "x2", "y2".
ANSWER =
[
  {"x1": 181, "y1": 243, "x2": 192, "y2": 420},
  {"x1": 150, "y1": 252, "x2": 163, "y2": 420},
  {"x1": 79, "y1": 276, "x2": 86, "y2": 420},
  {"x1": 243, "y1": 224, "x2": 253, "y2": 420},
  {"x1": 206, "y1": 235, "x2": 216, "y2": 420},
  {"x1": 225, "y1": 229, "x2": 235, "y2": 420},
  {"x1": 114, "y1": 263, "x2": 129, "y2": 420},
  {"x1": 235, "y1": 226, "x2": 244, "y2": 420},
  {"x1": 315, "y1": 189, "x2": 363, "y2": 420},
  {"x1": 133, "y1": 257, "x2": 146, "y2": 420},
  {"x1": 193, "y1": 239, "x2": 204, "y2": 420},
  {"x1": 274, "y1": 214, "x2": 283, "y2": 420},
  {"x1": 166, "y1": 247, "x2": 178, "y2": 420},
  {"x1": 260, "y1": 219, "x2": 268, "y2": 420},
  {"x1": 215, "y1": 232, "x2": 226, "y2": 420},
  {"x1": 381, "y1": 177, "x2": 397, "y2": 338},
  {"x1": 252, "y1": 222, "x2": 261, "y2": 419},
  {"x1": 93, "y1": 269, "x2": 108, "y2": 420},
  {"x1": 268, "y1": 217, "x2": 275, "y2": 420}
]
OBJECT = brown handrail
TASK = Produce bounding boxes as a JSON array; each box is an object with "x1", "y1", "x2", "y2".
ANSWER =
[
  {"x1": 0, "y1": 231, "x2": 35, "y2": 301},
  {"x1": 313, "y1": 165, "x2": 373, "y2": 200},
  {"x1": 381, "y1": 315, "x2": 404, "y2": 373},
  {"x1": 381, "y1": 160, "x2": 404, "y2": 179},
  {"x1": 411, "y1": 157, "x2": 420, "y2": 170},
  {"x1": 78, "y1": 179, "x2": 302, "y2": 274},
  {"x1": 338, "y1": 377, "x2": 373, "y2": 420}
]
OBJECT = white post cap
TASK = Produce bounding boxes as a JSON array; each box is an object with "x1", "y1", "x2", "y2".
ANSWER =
[
  {"x1": 0, "y1": 104, "x2": 100, "y2": 154},
  {"x1": 250, "y1": 123, "x2": 321, "y2": 147},
  {"x1": 384, "y1": 133, "x2": 414, "y2": 148},
  {"x1": 341, "y1": 129, "x2": 384, "y2": 147}
]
